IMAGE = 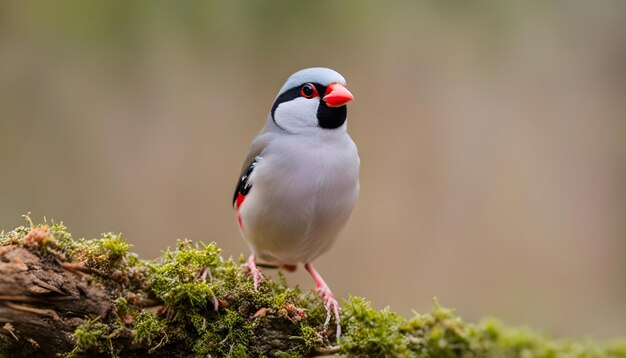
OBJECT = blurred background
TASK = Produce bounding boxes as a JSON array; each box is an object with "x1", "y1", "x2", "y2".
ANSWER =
[{"x1": 1, "y1": 0, "x2": 625, "y2": 339}]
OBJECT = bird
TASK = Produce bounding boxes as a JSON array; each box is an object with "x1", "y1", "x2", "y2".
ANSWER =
[{"x1": 232, "y1": 67, "x2": 359, "y2": 337}]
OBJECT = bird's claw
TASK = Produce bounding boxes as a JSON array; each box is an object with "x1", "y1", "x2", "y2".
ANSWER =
[
  {"x1": 242, "y1": 255, "x2": 263, "y2": 290},
  {"x1": 249, "y1": 266, "x2": 263, "y2": 290},
  {"x1": 196, "y1": 267, "x2": 219, "y2": 311},
  {"x1": 315, "y1": 286, "x2": 341, "y2": 338}
]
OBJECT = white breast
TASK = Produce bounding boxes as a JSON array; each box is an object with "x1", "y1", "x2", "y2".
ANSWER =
[{"x1": 238, "y1": 132, "x2": 359, "y2": 265}]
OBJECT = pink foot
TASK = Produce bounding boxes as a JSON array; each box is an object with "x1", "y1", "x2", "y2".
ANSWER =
[
  {"x1": 305, "y1": 263, "x2": 341, "y2": 339},
  {"x1": 197, "y1": 267, "x2": 219, "y2": 311},
  {"x1": 242, "y1": 255, "x2": 263, "y2": 290}
]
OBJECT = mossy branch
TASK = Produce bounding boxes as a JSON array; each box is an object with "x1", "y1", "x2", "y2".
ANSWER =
[{"x1": 0, "y1": 218, "x2": 625, "y2": 357}]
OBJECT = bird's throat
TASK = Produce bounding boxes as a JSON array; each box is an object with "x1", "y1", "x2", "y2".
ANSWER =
[{"x1": 317, "y1": 102, "x2": 347, "y2": 129}]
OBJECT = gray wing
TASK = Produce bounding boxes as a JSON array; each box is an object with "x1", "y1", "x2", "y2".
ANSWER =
[{"x1": 232, "y1": 132, "x2": 271, "y2": 207}]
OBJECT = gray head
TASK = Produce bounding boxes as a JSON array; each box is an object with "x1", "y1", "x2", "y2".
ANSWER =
[{"x1": 270, "y1": 67, "x2": 353, "y2": 133}]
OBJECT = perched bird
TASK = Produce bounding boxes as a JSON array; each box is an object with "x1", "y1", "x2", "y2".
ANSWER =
[{"x1": 232, "y1": 67, "x2": 359, "y2": 336}]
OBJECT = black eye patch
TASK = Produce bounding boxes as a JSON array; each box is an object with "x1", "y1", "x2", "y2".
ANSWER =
[{"x1": 271, "y1": 83, "x2": 326, "y2": 120}]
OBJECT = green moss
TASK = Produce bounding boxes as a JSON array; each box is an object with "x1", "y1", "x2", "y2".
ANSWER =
[
  {"x1": 340, "y1": 296, "x2": 412, "y2": 357},
  {"x1": 113, "y1": 297, "x2": 129, "y2": 317},
  {"x1": 72, "y1": 318, "x2": 110, "y2": 351},
  {"x1": 132, "y1": 312, "x2": 166, "y2": 345},
  {"x1": 0, "y1": 214, "x2": 72, "y2": 248},
  {"x1": 147, "y1": 240, "x2": 222, "y2": 310},
  {"x1": 2, "y1": 217, "x2": 626, "y2": 357},
  {"x1": 68, "y1": 232, "x2": 132, "y2": 275},
  {"x1": 0, "y1": 225, "x2": 28, "y2": 246},
  {"x1": 47, "y1": 219, "x2": 74, "y2": 247},
  {"x1": 100, "y1": 232, "x2": 132, "y2": 262},
  {"x1": 145, "y1": 240, "x2": 276, "y2": 356},
  {"x1": 1, "y1": 215, "x2": 136, "y2": 282},
  {"x1": 403, "y1": 299, "x2": 476, "y2": 357},
  {"x1": 299, "y1": 325, "x2": 323, "y2": 352},
  {"x1": 340, "y1": 297, "x2": 626, "y2": 358},
  {"x1": 142, "y1": 238, "x2": 331, "y2": 356},
  {"x1": 471, "y1": 318, "x2": 626, "y2": 358},
  {"x1": 193, "y1": 310, "x2": 251, "y2": 357}
]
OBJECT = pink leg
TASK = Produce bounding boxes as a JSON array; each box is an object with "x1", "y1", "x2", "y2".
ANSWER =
[
  {"x1": 242, "y1": 255, "x2": 263, "y2": 290},
  {"x1": 197, "y1": 267, "x2": 219, "y2": 311},
  {"x1": 305, "y1": 263, "x2": 341, "y2": 338}
]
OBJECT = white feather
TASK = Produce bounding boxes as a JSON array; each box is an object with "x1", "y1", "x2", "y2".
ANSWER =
[
  {"x1": 273, "y1": 97, "x2": 320, "y2": 132},
  {"x1": 239, "y1": 131, "x2": 359, "y2": 265}
]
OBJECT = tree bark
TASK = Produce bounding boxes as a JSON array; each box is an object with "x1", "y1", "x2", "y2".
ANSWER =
[{"x1": 0, "y1": 245, "x2": 112, "y2": 355}]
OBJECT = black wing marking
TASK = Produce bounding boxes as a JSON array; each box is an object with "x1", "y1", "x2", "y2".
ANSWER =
[{"x1": 232, "y1": 157, "x2": 260, "y2": 206}]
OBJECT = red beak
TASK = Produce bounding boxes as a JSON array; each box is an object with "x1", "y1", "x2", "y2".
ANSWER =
[{"x1": 323, "y1": 83, "x2": 354, "y2": 107}]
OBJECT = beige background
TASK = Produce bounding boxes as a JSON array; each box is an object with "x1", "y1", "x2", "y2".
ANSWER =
[{"x1": 1, "y1": 1, "x2": 624, "y2": 338}]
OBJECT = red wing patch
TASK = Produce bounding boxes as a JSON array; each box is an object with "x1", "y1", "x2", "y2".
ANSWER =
[
  {"x1": 235, "y1": 192, "x2": 246, "y2": 209},
  {"x1": 235, "y1": 193, "x2": 246, "y2": 229}
]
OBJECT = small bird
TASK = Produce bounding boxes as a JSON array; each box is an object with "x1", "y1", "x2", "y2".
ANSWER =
[{"x1": 233, "y1": 67, "x2": 359, "y2": 336}]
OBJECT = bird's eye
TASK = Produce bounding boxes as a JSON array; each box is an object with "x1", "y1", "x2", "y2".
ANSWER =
[{"x1": 300, "y1": 83, "x2": 318, "y2": 98}]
